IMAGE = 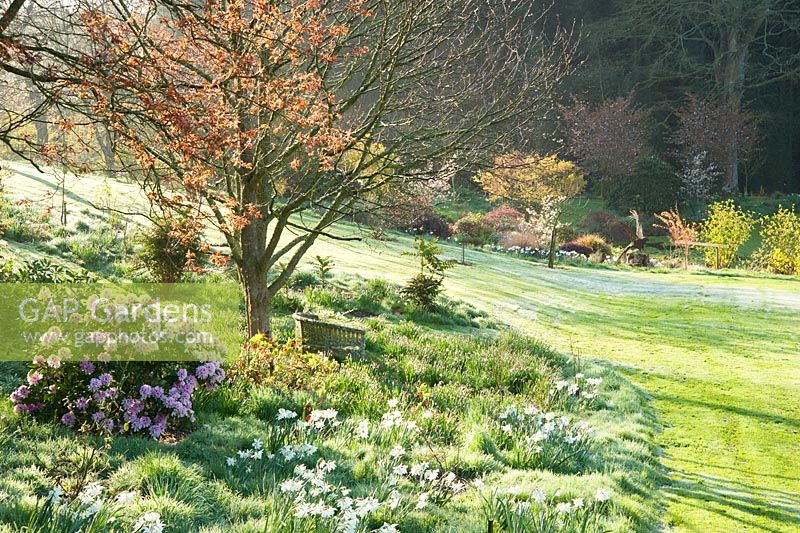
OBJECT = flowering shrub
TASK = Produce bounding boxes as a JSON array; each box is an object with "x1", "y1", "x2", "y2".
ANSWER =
[
  {"x1": 700, "y1": 200, "x2": 755, "y2": 268},
  {"x1": 479, "y1": 485, "x2": 613, "y2": 533},
  {"x1": 9, "y1": 360, "x2": 224, "y2": 439},
  {"x1": 484, "y1": 205, "x2": 524, "y2": 232},
  {"x1": 681, "y1": 151, "x2": 722, "y2": 202},
  {"x1": 491, "y1": 405, "x2": 594, "y2": 472},
  {"x1": 752, "y1": 205, "x2": 800, "y2": 275}
]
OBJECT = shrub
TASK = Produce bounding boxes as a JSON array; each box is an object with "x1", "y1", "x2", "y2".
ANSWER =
[
  {"x1": 752, "y1": 205, "x2": 800, "y2": 275},
  {"x1": 0, "y1": 255, "x2": 93, "y2": 283},
  {"x1": 138, "y1": 218, "x2": 201, "y2": 283},
  {"x1": 573, "y1": 234, "x2": 612, "y2": 256},
  {"x1": 483, "y1": 205, "x2": 524, "y2": 232},
  {"x1": 227, "y1": 336, "x2": 337, "y2": 392},
  {"x1": 681, "y1": 151, "x2": 723, "y2": 203},
  {"x1": 498, "y1": 231, "x2": 546, "y2": 250},
  {"x1": 383, "y1": 194, "x2": 435, "y2": 229},
  {"x1": 406, "y1": 213, "x2": 452, "y2": 239},
  {"x1": 9, "y1": 361, "x2": 225, "y2": 439},
  {"x1": 656, "y1": 209, "x2": 697, "y2": 270},
  {"x1": 559, "y1": 242, "x2": 593, "y2": 257},
  {"x1": 451, "y1": 213, "x2": 495, "y2": 246},
  {"x1": 400, "y1": 273, "x2": 443, "y2": 310},
  {"x1": 578, "y1": 210, "x2": 634, "y2": 244},
  {"x1": 606, "y1": 157, "x2": 682, "y2": 215},
  {"x1": 700, "y1": 200, "x2": 755, "y2": 268}
]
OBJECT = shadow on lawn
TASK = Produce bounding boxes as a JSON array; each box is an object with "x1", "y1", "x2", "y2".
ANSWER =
[
  {"x1": 664, "y1": 468, "x2": 800, "y2": 532},
  {"x1": 548, "y1": 289, "x2": 798, "y2": 358},
  {"x1": 14, "y1": 170, "x2": 93, "y2": 208},
  {"x1": 648, "y1": 391, "x2": 800, "y2": 430},
  {"x1": 609, "y1": 365, "x2": 800, "y2": 532}
]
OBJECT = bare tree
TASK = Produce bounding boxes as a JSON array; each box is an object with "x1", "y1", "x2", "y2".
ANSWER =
[{"x1": 610, "y1": 0, "x2": 800, "y2": 190}]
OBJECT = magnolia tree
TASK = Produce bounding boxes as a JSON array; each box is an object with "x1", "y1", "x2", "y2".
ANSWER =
[
  {"x1": 681, "y1": 151, "x2": 722, "y2": 204},
  {"x1": 1, "y1": 0, "x2": 577, "y2": 336},
  {"x1": 478, "y1": 153, "x2": 584, "y2": 268}
]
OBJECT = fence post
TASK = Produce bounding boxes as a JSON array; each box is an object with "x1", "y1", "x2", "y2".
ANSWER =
[{"x1": 488, "y1": 519, "x2": 494, "y2": 533}]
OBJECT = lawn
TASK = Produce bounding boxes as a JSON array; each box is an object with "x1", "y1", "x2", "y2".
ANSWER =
[
  {"x1": 303, "y1": 233, "x2": 800, "y2": 532},
  {"x1": 2, "y1": 163, "x2": 800, "y2": 531}
]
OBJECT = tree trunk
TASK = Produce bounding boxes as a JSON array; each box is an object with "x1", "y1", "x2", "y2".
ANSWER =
[
  {"x1": 26, "y1": 81, "x2": 48, "y2": 146},
  {"x1": 94, "y1": 123, "x2": 116, "y2": 177},
  {"x1": 547, "y1": 223, "x2": 557, "y2": 269},
  {"x1": 239, "y1": 264, "x2": 271, "y2": 339}
]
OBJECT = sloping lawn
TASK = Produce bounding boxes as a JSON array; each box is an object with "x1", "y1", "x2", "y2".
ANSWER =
[
  {"x1": 4, "y1": 162, "x2": 800, "y2": 531},
  {"x1": 302, "y1": 234, "x2": 800, "y2": 532},
  {"x1": 0, "y1": 286, "x2": 661, "y2": 532}
]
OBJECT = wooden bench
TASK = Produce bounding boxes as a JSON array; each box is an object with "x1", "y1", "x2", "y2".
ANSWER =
[
  {"x1": 292, "y1": 313, "x2": 366, "y2": 359},
  {"x1": 679, "y1": 241, "x2": 731, "y2": 269}
]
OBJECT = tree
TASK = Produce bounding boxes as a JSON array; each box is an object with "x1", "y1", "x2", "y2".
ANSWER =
[
  {"x1": 610, "y1": 0, "x2": 799, "y2": 191},
  {"x1": 680, "y1": 151, "x2": 723, "y2": 204},
  {"x1": 478, "y1": 153, "x2": 584, "y2": 268},
  {"x1": 0, "y1": 0, "x2": 25, "y2": 34},
  {"x1": 670, "y1": 94, "x2": 761, "y2": 193},
  {"x1": 559, "y1": 94, "x2": 650, "y2": 192},
  {"x1": 451, "y1": 213, "x2": 494, "y2": 264},
  {"x1": 1, "y1": 0, "x2": 577, "y2": 337},
  {"x1": 606, "y1": 156, "x2": 682, "y2": 215},
  {"x1": 483, "y1": 205, "x2": 524, "y2": 232},
  {"x1": 400, "y1": 237, "x2": 455, "y2": 310}
]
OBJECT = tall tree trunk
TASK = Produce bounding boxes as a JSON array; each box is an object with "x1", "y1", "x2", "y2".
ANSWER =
[
  {"x1": 715, "y1": 6, "x2": 766, "y2": 193},
  {"x1": 239, "y1": 263, "x2": 271, "y2": 339},
  {"x1": 720, "y1": 40, "x2": 746, "y2": 193},
  {"x1": 236, "y1": 163, "x2": 272, "y2": 337}
]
